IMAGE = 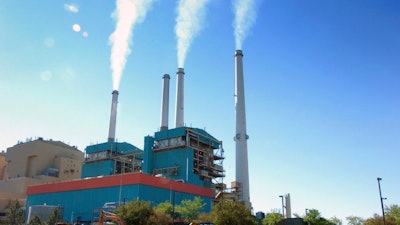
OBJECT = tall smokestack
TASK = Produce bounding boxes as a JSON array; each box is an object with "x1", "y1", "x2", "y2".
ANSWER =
[
  {"x1": 234, "y1": 50, "x2": 251, "y2": 208},
  {"x1": 285, "y1": 193, "x2": 292, "y2": 218},
  {"x1": 175, "y1": 68, "x2": 185, "y2": 128},
  {"x1": 160, "y1": 74, "x2": 170, "y2": 131},
  {"x1": 108, "y1": 90, "x2": 119, "y2": 142}
]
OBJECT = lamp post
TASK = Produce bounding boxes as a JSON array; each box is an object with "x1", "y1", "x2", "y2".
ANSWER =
[
  {"x1": 377, "y1": 177, "x2": 386, "y2": 225},
  {"x1": 279, "y1": 195, "x2": 285, "y2": 218},
  {"x1": 172, "y1": 190, "x2": 176, "y2": 224},
  {"x1": 123, "y1": 197, "x2": 127, "y2": 205}
]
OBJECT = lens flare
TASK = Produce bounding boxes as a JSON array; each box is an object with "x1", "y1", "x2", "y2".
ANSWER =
[{"x1": 72, "y1": 24, "x2": 81, "y2": 32}]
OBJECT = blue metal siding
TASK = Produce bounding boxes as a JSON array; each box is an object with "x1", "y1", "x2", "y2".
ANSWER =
[
  {"x1": 27, "y1": 184, "x2": 212, "y2": 223},
  {"x1": 85, "y1": 142, "x2": 142, "y2": 154},
  {"x1": 81, "y1": 160, "x2": 114, "y2": 178},
  {"x1": 142, "y1": 136, "x2": 155, "y2": 174},
  {"x1": 154, "y1": 127, "x2": 187, "y2": 140}
]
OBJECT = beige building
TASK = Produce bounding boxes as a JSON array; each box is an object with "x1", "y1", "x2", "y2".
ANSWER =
[{"x1": 0, "y1": 138, "x2": 84, "y2": 215}]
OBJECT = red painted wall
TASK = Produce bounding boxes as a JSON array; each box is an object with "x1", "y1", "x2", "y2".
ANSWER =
[{"x1": 27, "y1": 173, "x2": 213, "y2": 198}]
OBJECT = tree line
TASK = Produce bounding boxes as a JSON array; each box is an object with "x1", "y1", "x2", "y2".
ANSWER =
[
  {"x1": 0, "y1": 200, "x2": 60, "y2": 225},
  {"x1": 262, "y1": 205, "x2": 400, "y2": 225},
  {"x1": 1, "y1": 198, "x2": 257, "y2": 225},
  {"x1": 114, "y1": 197, "x2": 257, "y2": 225},
  {"x1": 3, "y1": 199, "x2": 399, "y2": 225}
]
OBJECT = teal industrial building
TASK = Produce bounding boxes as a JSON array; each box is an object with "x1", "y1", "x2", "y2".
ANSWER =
[{"x1": 26, "y1": 127, "x2": 225, "y2": 224}]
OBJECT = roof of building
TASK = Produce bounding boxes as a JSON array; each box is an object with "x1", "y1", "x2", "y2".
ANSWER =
[
  {"x1": 11, "y1": 137, "x2": 81, "y2": 152},
  {"x1": 85, "y1": 142, "x2": 143, "y2": 155},
  {"x1": 154, "y1": 127, "x2": 221, "y2": 149}
]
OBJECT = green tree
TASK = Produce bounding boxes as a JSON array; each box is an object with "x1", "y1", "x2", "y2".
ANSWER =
[
  {"x1": 386, "y1": 204, "x2": 400, "y2": 225},
  {"x1": 262, "y1": 212, "x2": 282, "y2": 225},
  {"x1": 27, "y1": 215, "x2": 43, "y2": 225},
  {"x1": 364, "y1": 213, "x2": 397, "y2": 225},
  {"x1": 46, "y1": 208, "x2": 60, "y2": 225},
  {"x1": 304, "y1": 209, "x2": 321, "y2": 225},
  {"x1": 176, "y1": 196, "x2": 206, "y2": 222},
  {"x1": 155, "y1": 201, "x2": 174, "y2": 218},
  {"x1": 211, "y1": 200, "x2": 257, "y2": 225},
  {"x1": 303, "y1": 209, "x2": 332, "y2": 225},
  {"x1": 5, "y1": 200, "x2": 24, "y2": 225},
  {"x1": 146, "y1": 210, "x2": 172, "y2": 225},
  {"x1": 198, "y1": 213, "x2": 213, "y2": 223},
  {"x1": 329, "y1": 216, "x2": 342, "y2": 225},
  {"x1": 346, "y1": 216, "x2": 365, "y2": 225},
  {"x1": 115, "y1": 200, "x2": 154, "y2": 225}
]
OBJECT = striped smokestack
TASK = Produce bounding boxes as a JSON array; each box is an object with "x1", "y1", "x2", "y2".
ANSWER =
[
  {"x1": 234, "y1": 50, "x2": 251, "y2": 209},
  {"x1": 108, "y1": 90, "x2": 119, "y2": 142},
  {"x1": 160, "y1": 74, "x2": 170, "y2": 131},
  {"x1": 174, "y1": 68, "x2": 185, "y2": 128}
]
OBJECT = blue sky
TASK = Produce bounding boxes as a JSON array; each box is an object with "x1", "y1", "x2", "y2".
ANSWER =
[{"x1": 1, "y1": 0, "x2": 399, "y2": 223}]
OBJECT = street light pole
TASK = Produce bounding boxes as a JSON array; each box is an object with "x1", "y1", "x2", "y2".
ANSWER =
[
  {"x1": 377, "y1": 177, "x2": 386, "y2": 225},
  {"x1": 279, "y1": 195, "x2": 285, "y2": 218},
  {"x1": 172, "y1": 190, "x2": 176, "y2": 224}
]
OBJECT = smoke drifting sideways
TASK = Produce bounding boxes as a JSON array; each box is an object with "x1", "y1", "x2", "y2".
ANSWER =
[
  {"x1": 233, "y1": 0, "x2": 260, "y2": 50},
  {"x1": 175, "y1": 0, "x2": 210, "y2": 68},
  {"x1": 109, "y1": 0, "x2": 155, "y2": 91}
]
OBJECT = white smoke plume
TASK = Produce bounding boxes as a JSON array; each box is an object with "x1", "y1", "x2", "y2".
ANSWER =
[
  {"x1": 233, "y1": 0, "x2": 259, "y2": 49},
  {"x1": 175, "y1": 0, "x2": 210, "y2": 68},
  {"x1": 109, "y1": 0, "x2": 154, "y2": 90}
]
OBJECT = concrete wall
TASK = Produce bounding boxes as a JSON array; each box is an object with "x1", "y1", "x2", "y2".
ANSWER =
[
  {"x1": 0, "y1": 153, "x2": 5, "y2": 180},
  {"x1": 5, "y1": 139, "x2": 83, "y2": 179},
  {"x1": 0, "y1": 176, "x2": 60, "y2": 212},
  {"x1": 0, "y1": 177, "x2": 59, "y2": 195},
  {"x1": 0, "y1": 192, "x2": 25, "y2": 213},
  {"x1": 54, "y1": 156, "x2": 82, "y2": 180},
  {"x1": 0, "y1": 139, "x2": 84, "y2": 215}
]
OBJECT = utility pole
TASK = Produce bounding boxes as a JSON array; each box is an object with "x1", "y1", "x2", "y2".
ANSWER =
[{"x1": 377, "y1": 177, "x2": 386, "y2": 225}]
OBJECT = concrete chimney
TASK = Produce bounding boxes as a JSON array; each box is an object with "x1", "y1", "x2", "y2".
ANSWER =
[
  {"x1": 160, "y1": 74, "x2": 170, "y2": 131},
  {"x1": 174, "y1": 68, "x2": 185, "y2": 128},
  {"x1": 234, "y1": 50, "x2": 251, "y2": 209},
  {"x1": 108, "y1": 90, "x2": 119, "y2": 142}
]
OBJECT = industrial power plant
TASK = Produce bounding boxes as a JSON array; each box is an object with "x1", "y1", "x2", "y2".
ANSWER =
[
  {"x1": 4, "y1": 0, "x2": 395, "y2": 223},
  {"x1": 0, "y1": 49, "x2": 254, "y2": 224},
  {"x1": 0, "y1": 1, "x2": 269, "y2": 223}
]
